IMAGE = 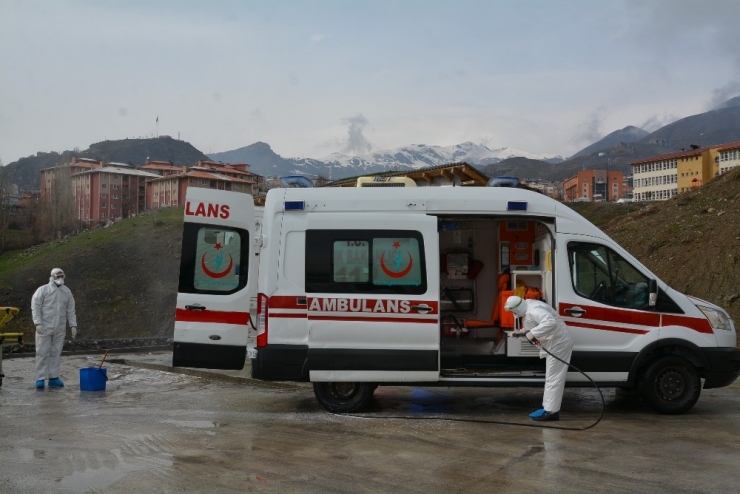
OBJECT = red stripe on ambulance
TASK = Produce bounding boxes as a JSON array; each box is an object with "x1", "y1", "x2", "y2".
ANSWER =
[
  {"x1": 175, "y1": 308, "x2": 249, "y2": 325},
  {"x1": 566, "y1": 320, "x2": 649, "y2": 335}
]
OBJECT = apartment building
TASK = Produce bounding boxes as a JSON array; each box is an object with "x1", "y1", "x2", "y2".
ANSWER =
[
  {"x1": 717, "y1": 141, "x2": 740, "y2": 175},
  {"x1": 562, "y1": 169, "x2": 624, "y2": 202},
  {"x1": 39, "y1": 157, "x2": 104, "y2": 200},
  {"x1": 145, "y1": 165, "x2": 258, "y2": 210},
  {"x1": 139, "y1": 159, "x2": 183, "y2": 177},
  {"x1": 630, "y1": 145, "x2": 719, "y2": 201},
  {"x1": 72, "y1": 165, "x2": 160, "y2": 223}
]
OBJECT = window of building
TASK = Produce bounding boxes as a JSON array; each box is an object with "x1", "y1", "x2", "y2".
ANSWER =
[
  {"x1": 111, "y1": 203, "x2": 117, "y2": 209},
  {"x1": 101, "y1": 193, "x2": 107, "y2": 198}
]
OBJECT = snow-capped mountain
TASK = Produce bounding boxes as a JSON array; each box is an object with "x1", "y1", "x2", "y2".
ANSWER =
[
  {"x1": 321, "y1": 142, "x2": 562, "y2": 170},
  {"x1": 210, "y1": 141, "x2": 564, "y2": 180}
]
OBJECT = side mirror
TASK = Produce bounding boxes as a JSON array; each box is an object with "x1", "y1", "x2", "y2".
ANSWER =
[{"x1": 648, "y1": 279, "x2": 658, "y2": 308}]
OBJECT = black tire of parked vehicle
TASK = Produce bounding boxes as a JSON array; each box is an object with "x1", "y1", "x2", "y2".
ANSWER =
[
  {"x1": 639, "y1": 355, "x2": 701, "y2": 414},
  {"x1": 313, "y1": 382, "x2": 375, "y2": 413}
]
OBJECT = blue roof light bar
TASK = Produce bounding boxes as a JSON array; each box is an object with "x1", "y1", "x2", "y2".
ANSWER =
[
  {"x1": 507, "y1": 201, "x2": 527, "y2": 211},
  {"x1": 284, "y1": 200, "x2": 305, "y2": 211}
]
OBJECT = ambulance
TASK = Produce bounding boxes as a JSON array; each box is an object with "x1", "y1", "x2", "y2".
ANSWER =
[{"x1": 173, "y1": 186, "x2": 740, "y2": 414}]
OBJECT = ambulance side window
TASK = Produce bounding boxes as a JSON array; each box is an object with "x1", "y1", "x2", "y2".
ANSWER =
[
  {"x1": 568, "y1": 242, "x2": 650, "y2": 310},
  {"x1": 306, "y1": 230, "x2": 427, "y2": 294},
  {"x1": 178, "y1": 223, "x2": 249, "y2": 295}
]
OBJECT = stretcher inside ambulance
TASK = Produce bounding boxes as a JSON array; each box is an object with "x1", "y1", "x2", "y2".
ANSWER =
[{"x1": 173, "y1": 186, "x2": 740, "y2": 415}]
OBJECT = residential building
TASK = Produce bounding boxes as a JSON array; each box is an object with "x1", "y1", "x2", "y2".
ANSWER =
[
  {"x1": 72, "y1": 165, "x2": 160, "y2": 224},
  {"x1": 562, "y1": 170, "x2": 624, "y2": 202},
  {"x1": 526, "y1": 181, "x2": 562, "y2": 200},
  {"x1": 138, "y1": 159, "x2": 183, "y2": 177},
  {"x1": 39, "y1": 157, "x2": 104, "y2": 200},
  {"x1": 145, "y1": 165, "x2": 260, "y2": 210},
  {"x1": 324, "y1": 162, "x2": 490, "y2": 187},
  {"x1": 630, "y1": 145, "x2": 719, "y2": 201},
  {"x1": 717, "y1": 141, "x2": 740, "y2": 175}
]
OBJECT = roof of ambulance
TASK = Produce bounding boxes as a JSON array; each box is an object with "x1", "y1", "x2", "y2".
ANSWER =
[{"x1": 271, "y1": 186, "x2": 604, "y2": 237}]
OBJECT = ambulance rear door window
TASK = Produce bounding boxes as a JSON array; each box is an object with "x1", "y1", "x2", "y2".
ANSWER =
[{"x1": 178, "y1": 223, "x2": 249, "y2": 295}]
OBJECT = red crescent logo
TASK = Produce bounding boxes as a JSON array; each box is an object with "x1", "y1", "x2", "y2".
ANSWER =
[
  {"x1": 380, "y1": 252, "x2": 413, "y2": 278},
  {"x1": 201, "y1": 253, "x2": 234, "y2": 278}
]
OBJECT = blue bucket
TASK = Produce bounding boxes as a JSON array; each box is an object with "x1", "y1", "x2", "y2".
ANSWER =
[{"x1": 80, "y1": 367, "x2": 108, "y2": 391}]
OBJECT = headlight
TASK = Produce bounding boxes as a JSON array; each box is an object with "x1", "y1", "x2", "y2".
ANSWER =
[{"x1": 696, "y1": 304, "x2": 734, "y2": 331}]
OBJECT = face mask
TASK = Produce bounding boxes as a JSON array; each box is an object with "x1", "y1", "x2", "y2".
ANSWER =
[{"x1": 54, "y1": 278, "x2": 65, "y2": 286}]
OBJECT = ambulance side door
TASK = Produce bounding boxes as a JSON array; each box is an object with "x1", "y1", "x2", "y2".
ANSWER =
[
  {"x1": 555, "y1": 235, "x2": 659, "y2": 381},
  {"x1": 304, "y1": 213, "x2": 440, "y2": 382},
  {"x1": 173, "y1": 189, "x2": 256, "y2": 370}
]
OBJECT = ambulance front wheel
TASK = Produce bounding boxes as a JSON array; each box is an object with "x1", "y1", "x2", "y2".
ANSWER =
[
  {"x1": 313, "y1": 382, "x2": 374, "y2": 413},
  {"x1": 639, "y1": 355, "x2": 701, "y2": 414}
]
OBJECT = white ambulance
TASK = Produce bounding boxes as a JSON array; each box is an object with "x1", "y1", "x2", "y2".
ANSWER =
[{"x1": 173, "y1": 186, "x2": 740, "y2": 414}]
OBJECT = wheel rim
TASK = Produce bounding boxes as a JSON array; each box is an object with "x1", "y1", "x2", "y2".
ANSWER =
[
  {"x1": 327, "y1": 383, "x2": 359, "y2": 403},
  {"x1": 654, "y1": 368, "x2": 686, "y2": 401}
]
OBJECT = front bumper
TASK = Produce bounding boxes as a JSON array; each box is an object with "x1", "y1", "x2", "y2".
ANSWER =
[{"x1": 701, "y1": 347, "x2": 740, "y2": 389}]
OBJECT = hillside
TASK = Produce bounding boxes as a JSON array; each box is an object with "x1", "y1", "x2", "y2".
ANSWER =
[
  {"x1": 3, "y1": 173, "x2": 740, "y2": 345},
  {"x1": 0, "y1": 208, "x2": 182, "y2": 339},
  {"x1": 3, "y1": 137, "x2": 210, "y2": 191}
]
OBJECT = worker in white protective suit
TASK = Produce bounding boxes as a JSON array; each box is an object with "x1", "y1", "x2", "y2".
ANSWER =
[
  {"x1": 31, "y1": 268, "x2": 77, "y2": 389},
  {"x1": 505, "y1": 295, "x2": 573, "y2": 421}
]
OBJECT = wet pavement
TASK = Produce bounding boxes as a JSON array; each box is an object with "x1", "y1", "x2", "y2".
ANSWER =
[{"x1": 1, "y1": 351, "x2": 740, "y2": 493}]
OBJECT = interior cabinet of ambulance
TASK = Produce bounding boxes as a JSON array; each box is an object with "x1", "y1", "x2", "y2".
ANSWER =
[{"x1": 439, "y1": 218, "x2": 549, "y2": 369}]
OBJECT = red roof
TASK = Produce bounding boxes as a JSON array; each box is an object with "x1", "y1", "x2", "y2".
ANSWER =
[
  {"x1": 716, "y1": 140, "x2": 740, "y2": 152},
  {"x1": 630, "y1": 147, "x2": 708, "y2": 166}
]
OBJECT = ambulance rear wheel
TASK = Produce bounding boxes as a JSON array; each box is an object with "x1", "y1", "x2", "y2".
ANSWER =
[
  {"x1": 313, "y1": 382, "x2": 374, "y2": 413},
  {"x1": 639, "y1": 356, "x2": 701, "y2": 415}
]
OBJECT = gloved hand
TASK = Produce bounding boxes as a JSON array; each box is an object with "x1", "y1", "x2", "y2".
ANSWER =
[
  {"x1": 70, "y1": 327, "x2": 77, "y2": 340},
  {"x1": 525, "y1": 332, "x2": 539, "y2": 345},
  {"x1": 35, "y1": 324, "x2": 42, "y2": 335}
]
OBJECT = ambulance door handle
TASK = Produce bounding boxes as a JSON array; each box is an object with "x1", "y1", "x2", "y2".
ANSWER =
[
  {"x1": 185, "y1": 304, "x2": 206, "y2": 311},
  {"x1": 564, "y1": 307, "x2": 586, "y2": 317},
  {"x1": 411, "y1": 304, "x2": 433, "y2": 313}
]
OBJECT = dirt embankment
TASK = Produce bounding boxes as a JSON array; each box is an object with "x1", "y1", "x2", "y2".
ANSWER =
[{"x1": 599, "y1": 169, "x2": 740, "y2": 341}]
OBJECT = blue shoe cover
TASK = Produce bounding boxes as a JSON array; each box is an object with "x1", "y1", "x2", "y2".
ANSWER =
[
  {"x1": 36, "y1": 380, "x2": 45, "y2": 389},
  {"x1": 529, "y1": 408, "x2": 546, "y2": 418},
  {"x1": 48, "y1": 378, "x2": 64, "y2": 387}
]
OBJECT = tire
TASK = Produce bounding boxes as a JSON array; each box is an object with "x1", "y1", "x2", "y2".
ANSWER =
[
  {"x1": 313, "y1": 382, "x2": 374, "y2": 413},
  {"x1": 639, "y1": 355, "x2": 701, "y2": 414}
]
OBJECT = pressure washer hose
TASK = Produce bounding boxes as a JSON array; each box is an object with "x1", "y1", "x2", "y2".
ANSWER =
[{"x1": 341, "y1": 339, "x2": 606, "y2": 431}]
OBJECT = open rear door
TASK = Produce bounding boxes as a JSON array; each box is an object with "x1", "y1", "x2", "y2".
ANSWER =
[{"x1": 173, "y1": 188, "x2": 256, "y2": 370}]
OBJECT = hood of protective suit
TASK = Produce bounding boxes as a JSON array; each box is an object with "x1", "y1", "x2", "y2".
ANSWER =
[
  {"x1": 504, "y1": 295, "x2": 528, "y2": 317},
  {"x1": 50, "y1": 268, "x2": 65, "y2": 286}
]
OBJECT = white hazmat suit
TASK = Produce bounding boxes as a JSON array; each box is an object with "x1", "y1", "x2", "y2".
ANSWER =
[
  {"x1": 506, "y1": 296, "x2": 573, "y2": 414},
  {"x1": 32, "y1": 268, "x2": 77, "y2": 384}
]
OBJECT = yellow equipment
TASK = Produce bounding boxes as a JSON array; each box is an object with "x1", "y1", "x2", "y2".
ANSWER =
[{"x1": 1, "y1": 307, "x2": 23, "y2": 387}]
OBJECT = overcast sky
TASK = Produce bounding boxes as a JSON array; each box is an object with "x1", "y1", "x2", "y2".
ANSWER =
[{"x1": 2, "y1": 0, "x2": 740, "y2": 164}]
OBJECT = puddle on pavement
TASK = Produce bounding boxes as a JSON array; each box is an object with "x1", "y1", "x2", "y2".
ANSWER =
[{"x1": 54, "y1": 448, "x2": 172, "y2": 491}]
